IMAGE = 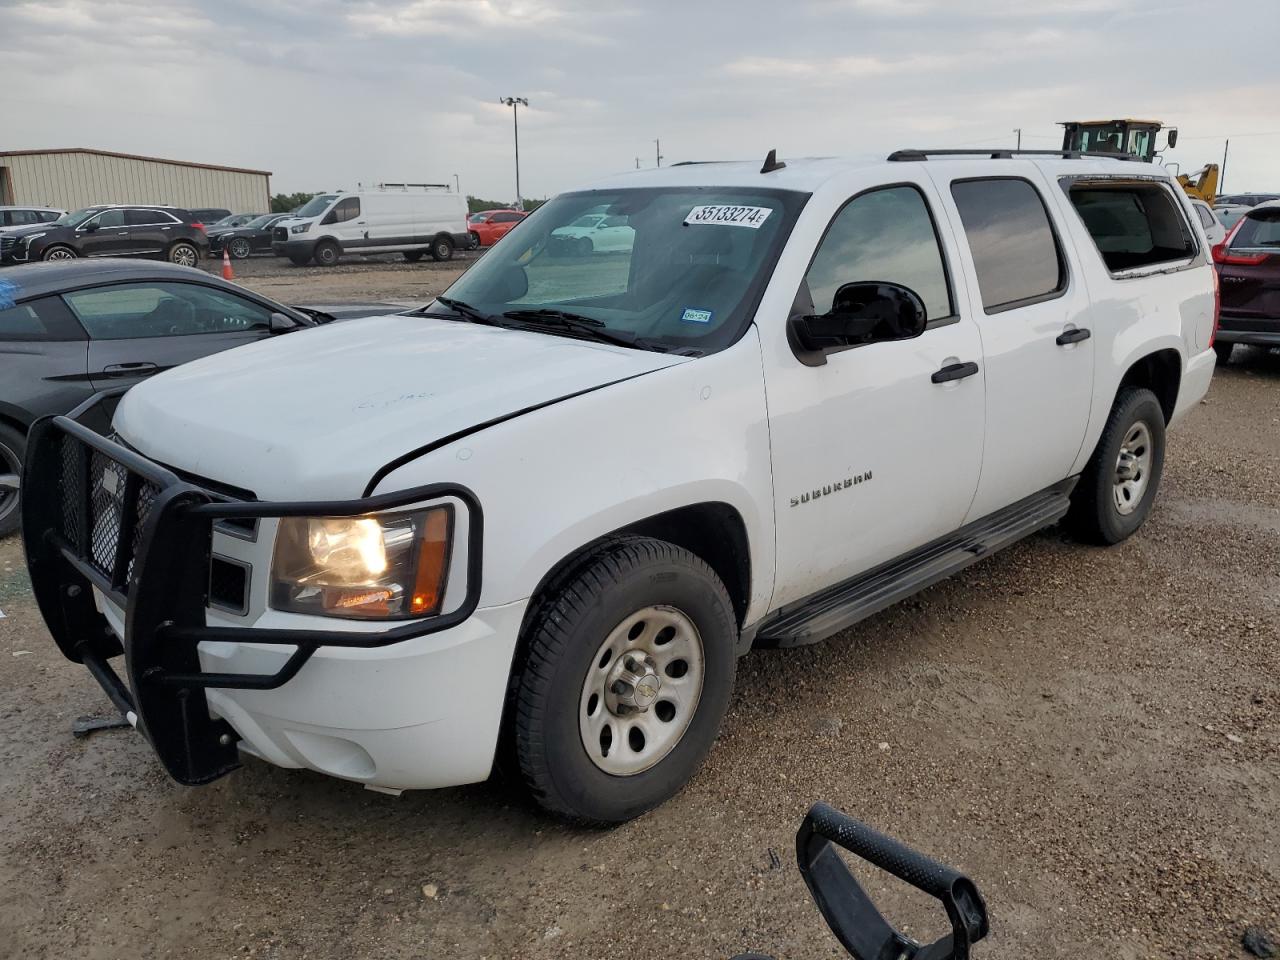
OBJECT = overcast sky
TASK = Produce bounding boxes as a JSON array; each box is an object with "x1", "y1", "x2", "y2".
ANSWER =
[{"x1": 3, "y1": 0, "x2": 1278, "y2": 202}]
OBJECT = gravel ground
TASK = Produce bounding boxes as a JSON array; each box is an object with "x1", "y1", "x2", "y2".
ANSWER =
[
  {"x1": 0, "y1": 340, "x2": 1277, "y2": 960},
  {"x1": 200, "y1": 251, "x2": 474, "y2": 306}
]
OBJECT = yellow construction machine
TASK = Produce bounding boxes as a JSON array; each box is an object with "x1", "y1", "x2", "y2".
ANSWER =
[{"x1": 1060, "y1": 119, "x2": 1219, "y2": 204}]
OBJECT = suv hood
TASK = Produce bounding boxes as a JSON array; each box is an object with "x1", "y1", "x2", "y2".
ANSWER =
[
  {"x1": 115, "y1": 313, "x2": 686, "y2": 499},
  {"x1": 2, "y1": 222, "x2": 64, "y2": 239}
]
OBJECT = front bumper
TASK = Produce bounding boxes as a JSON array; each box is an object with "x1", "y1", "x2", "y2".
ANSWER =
[
  {"x1": 1217, "y1": 313, "x2": 1280, "y2": 347},
  {"x1": 22, "y1": 413, "x2": 490, "y2": 789}
]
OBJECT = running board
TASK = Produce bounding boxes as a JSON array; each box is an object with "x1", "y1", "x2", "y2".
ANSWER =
[{"x1": 755, "y1": 478, "x2": 1078, "y2": 648}]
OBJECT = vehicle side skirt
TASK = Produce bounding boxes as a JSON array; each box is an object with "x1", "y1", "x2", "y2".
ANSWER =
[{"x1": 751, "y1": 477, "x2": 1078, "y2": 648}]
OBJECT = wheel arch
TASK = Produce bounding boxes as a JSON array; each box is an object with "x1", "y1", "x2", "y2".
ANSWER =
[{"x1": 1117, "y1": 348, "x2": 1182, "y2": 424}]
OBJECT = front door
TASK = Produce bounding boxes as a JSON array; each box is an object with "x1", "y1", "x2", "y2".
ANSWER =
[
  {"x1": 76, "y1": 209, "x2": 129, "y2": 257},
  {"x1": 928, "y1": 167, "x2": 1095, "y2": 521},
  {"x1": 60, "y1": 281, "x2": 274, "y2": 391},
  {"x1": 765, "y1": 181, "x2": 986, "y2": 609}
]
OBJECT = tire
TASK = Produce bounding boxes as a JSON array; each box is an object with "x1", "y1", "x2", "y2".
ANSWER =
[
  {"x1": 168, "y1": 241, "x2": 199, "y2": 268},
  {"x1": 228, "y1": 237, "x2": 252, "y2": 260},
  {"x1": 577, "y1": 237, "x2": 593, "y2": 256},
  {"x1": 1067, "y1": 387, "x2": 1166, "y2": 545},
  {"x1": 1213, "y1": 341, "x2": 1233, "y2": 364},
  {"x1": 402, "y1": 250, "x2": 424, "y2": 263},
  {"x1": 313, "y1": 240, "x2": 340, "y2": 267},
  {"x1": 41, "y1": 245, "x2": 77, "y2": 262},
  {"x1": 508, "y1": 537, "x2": 738, "y2": 825},
  {"x1": 288, "y1": 253, "x2": 312, "y2": 267},
  {"x1": 0, "y1": 422, "x2": 26, "y2": 539},
  {"x1": 469, "y1": 231, "x2": 481, "y2": 250},
  {"x1": 430, "y1": 236, "x2": 454, "y2": 262}
]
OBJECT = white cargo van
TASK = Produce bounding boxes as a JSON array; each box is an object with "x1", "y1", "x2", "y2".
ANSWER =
[{"x1": 270, "y1": 185, "x2": 470, "y2": 266}]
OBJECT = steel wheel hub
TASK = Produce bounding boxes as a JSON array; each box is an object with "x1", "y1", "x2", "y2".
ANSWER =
[
  {"x1": 579, "y1": 605, "x2": 705, "y2": 776},
  {"x1": 1113, "y1": 420, "x2": 1152, "y2": 516}
]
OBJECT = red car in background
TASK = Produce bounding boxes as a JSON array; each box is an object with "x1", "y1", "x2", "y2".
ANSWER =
[
  {"x1": 468, "y1": 208, "x2": 527, "y2": 248},
  {"x1": 1212, "y1": 201, "x2": 1280, "y2": 364}
]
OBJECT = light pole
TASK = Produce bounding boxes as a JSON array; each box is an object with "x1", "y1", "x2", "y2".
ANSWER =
[
  {"x1": 453, "y1": 173, "x2": 460, "y2": 195},
  {"x1": 1014, "y1": 128, "x2": 1022, "y2": 150},
  {"x1": 500, "y1": 96, "x2": 529, "y2": 210},
  {"x1": 654, "y1": 138, "x2": 663, "y2": 167}
]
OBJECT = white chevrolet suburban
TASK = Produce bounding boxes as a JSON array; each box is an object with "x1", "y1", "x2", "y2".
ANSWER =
[{"x1": 24, "y1": 149, "x2": 1218, "y2": 824}]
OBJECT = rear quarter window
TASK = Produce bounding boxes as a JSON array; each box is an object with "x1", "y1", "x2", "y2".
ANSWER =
[{"x1": 1065, "y1": 181, "x2": 1197, "y2": 272}]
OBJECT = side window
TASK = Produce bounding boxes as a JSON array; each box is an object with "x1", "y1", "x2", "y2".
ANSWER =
[
  {"x1": 950, "y1": 178, "x2": 1064, "y2": 311},
  {"x1": 63, "y1": 282, "x2": 273, "y2": 340},
  {"x1": 338, "y1": 198, "x2": 360, "y2": 223},
  {"x1": 1065, "y1": 181, "x2": 1196, "y2": 272},
  {"x1": 494, "y1": 212, "x2": 521, "y2": 223},
  {"x1": 802, "y1": 185, "x2": 953, "y2": 323},
  {"x1": 41, "y1": 211, "x2": 60, "y2": 222},
  {"x1": 1194, "y1": 204, "x2": 1216, "y2": 231},
  {"x1": 94, "y1": 209, "x2": 127, "y2": 228},
  {"x1": 0, "y1": 296, "x2": 85, "y2": 342},
  {"x1": 126, "y1": 209, "x2": 166, "y2": 226}
]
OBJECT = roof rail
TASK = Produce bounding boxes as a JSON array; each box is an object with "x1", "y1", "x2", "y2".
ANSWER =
[{"x1": 887, "y1": 148, "x2": 1142, "y2": 162}]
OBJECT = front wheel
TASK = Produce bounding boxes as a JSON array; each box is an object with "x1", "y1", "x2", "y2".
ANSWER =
[
  {"x1": 0, "y1": 422, "x2": 25, "y2": 538},
  {"x1": 430, "y1": 236, "x2": 454, "y2": 262},
  {"x1": 168, "y1": 241, "x2": 199, "y2": 267},
  {"x1": 1067, "y1": 387, "x2": 1166, "y2": 545},
  {"x1": 312, "y1": 240, "x2": 340, "y2": 267},
  {"x1": 228, "y1": 237, "x2": 252, "y2": 260},
  {"x1": 41, "y1": 245, "x2": 77, "y2": 262},
  {"x1": 508, "y1": 537, "x2": 737, "y2": 825}
]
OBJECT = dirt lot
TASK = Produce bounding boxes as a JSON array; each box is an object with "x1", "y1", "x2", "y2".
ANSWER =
[
  {"x1": 0, "y1": 324, "x2": 1277, "y2": 959},
  {"x1": 199, "y1": 252, "x2": 473, "y2": 307}
]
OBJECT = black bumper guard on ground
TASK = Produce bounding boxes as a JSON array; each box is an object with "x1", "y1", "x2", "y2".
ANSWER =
[{"x1": 22, "y1": 413, "x2": 482, "y2": 786}]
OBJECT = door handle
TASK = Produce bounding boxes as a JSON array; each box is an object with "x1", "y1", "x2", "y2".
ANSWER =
[
  {"x1": 102, "y1": 362, "x2": 158, "y2": 377},
  {"x1": 1056, "y1": 327, "x2": 1091, "y2": 345},
  {"x1": 931, "y1": 361, "x2": 980, "y2": 384}
]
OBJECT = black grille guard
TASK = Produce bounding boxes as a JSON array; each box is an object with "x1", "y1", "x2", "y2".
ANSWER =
[{"x1": 22, "y1": 412, "x2": 483, "y2": 786}]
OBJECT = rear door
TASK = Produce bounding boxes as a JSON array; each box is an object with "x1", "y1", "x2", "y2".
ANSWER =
[
  {"x1": 124, "y1": 208, "x2": 180, "y2": 256},
  {"x1": 929, "y1": 165, "x2": 1095, "y2": 521},
  {"x1": 61, "y1": 281, "x2": 277, "y2": 391}
]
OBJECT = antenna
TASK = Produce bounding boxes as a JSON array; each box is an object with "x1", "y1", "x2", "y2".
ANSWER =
[{"x1": 760, "y1": 148, "x2": 786, "y2": 174}]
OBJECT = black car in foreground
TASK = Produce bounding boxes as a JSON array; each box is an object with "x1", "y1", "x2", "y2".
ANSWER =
[
  {"x1": 208, "y1": 213, "x2": 295, "y2": 259},
  {"x1": 0, "y1": 205, "x2": 210, "y2": 268},
  {"x1": 0, "y1": 260, "x2": 401, "y2": 535}
]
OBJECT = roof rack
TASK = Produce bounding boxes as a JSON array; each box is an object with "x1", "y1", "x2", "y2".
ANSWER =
[{"x1": 887, "y1": 148, "x2": 1142, "y2": 162}]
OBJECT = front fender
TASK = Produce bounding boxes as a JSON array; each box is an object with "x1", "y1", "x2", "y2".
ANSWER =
[{"x1": 372, "y1": 330, "x2": 777, "y2": 623}]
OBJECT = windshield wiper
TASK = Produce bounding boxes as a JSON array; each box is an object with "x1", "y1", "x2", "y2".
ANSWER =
[
  {"x1": 501, "y1": 308, "x2": 669, "y2": 352},
  {"x1": 422, "y1": 296, "x2": 510, "y2": 327}
]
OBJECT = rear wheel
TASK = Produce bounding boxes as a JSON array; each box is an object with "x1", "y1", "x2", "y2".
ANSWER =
[
  {"x1": 1067, "y1": 387, "x2": 1166, "y2": 545},
  {"x1": 313, "y1": 240, "x2": 340, "y2": 267},
  {"x1": 228, "y1": 237, "x2": 252, "y2": 260},
  {"x1": 168, "y1": 241, "x2": 199, "y2": 267},
  {"x1": 508, "y1": 537, "x2": 737, "y2": 825},
  {"x1": 1213, "y1": 341, "x2": 1233, "y2": 364},
  {"x1": 41, "y1": 245, "x2": 76, "y2": 262},
  {"x1": 430, "y1": 236, "x2": 454, "y2": 262},
  {"x1": 0, "y1": 423, "x2": 26, "y2": 538}
]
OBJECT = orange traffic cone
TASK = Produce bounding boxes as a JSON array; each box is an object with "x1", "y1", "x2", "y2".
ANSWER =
[{"x1": 221, "y1": 247, "x2": 235, "y2": 281}]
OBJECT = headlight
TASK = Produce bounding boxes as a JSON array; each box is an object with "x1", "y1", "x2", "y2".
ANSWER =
[
  {"x1": 290, "y1": 223, "x2": 311, "y2": 234},
  {"x1": 270, "y1": 507, "x2": 452, "y2": 619}
]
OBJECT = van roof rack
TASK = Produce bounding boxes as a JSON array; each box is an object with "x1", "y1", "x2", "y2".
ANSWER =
[{"x1": 887, "y1": 148, "x2": 1141, "y2": 162}]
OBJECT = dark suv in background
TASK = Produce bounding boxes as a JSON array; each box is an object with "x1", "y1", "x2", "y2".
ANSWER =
[
  {"x1": 1213, "y1": 201, "x2": 1280, "y2": 362},
  {"x1": 0, "y1": 205, "x2": 210, "y2": 267}
]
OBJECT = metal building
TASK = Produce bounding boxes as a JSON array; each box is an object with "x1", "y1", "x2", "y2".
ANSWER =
[{"x1": 0, "y1": 148, "x2": 271, "y2": 213}]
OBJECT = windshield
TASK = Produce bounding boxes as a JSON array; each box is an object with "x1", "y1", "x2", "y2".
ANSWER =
[
  {"x1": 54, "y1": 208, "x2": 101, "y2": 228},
  {"x1": 295, "y1": 194, "x2": 339, "y2": 218},
  {"x1": 245, "y1": 215, "x2": 277, "y2": 229},
  {"x1": 438, "y1": 187, "x2": 807, "y2": 354},
  {"x1": 468, "y1": 213, "x2": 488, "y2": 223}
]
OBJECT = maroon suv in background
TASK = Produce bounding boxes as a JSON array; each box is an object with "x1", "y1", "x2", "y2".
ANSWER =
[{"x1": 1212, "y1": 202, "x2": 1280, "y2": 363}]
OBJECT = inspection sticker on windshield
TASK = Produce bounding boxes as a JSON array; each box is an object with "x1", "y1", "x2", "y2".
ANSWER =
[
  {"x1": 684, "y1": 205, "x2": 772, "y2": 229},
  {"x1": 681, "y1": 307, "x2": 713, "y2": 324}
]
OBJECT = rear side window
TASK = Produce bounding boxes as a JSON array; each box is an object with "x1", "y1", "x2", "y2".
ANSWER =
[
  {"x1": 803, "y1": 185, "x2": 953, "y2": 324},
  {"x1": 0, "y1": 296, "x2": 84, "y2": 342},
  {"x1": 1229, "y1": 212, "x2": 1280, "y2": 249},
  {"x1": 1193, "y1": 204, "x2": 1216, "y2": 230},
  {"x1": 1066, "y1": 182, "x2": 1196, "y2": 272},
  {"x1": 950, "y1": 178, "x2": 1064, "y2": 312}
]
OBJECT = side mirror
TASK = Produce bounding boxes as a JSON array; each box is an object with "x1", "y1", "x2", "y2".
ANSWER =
[
  {"x1": 83, "y1": 221, "x2": 99, "y2": 233},
  {"x1": 321, "y1": 211, "x2": 337, "y2": 225},
  {"x1": 1167, "y1": 128, "x2": 1179, "y2": 149},
  {"x1": 269, "y1": 312, "x2": 300, "y2": 334},
  {"x1": 788, "y1": 281, "x2": 927, "y2": 367}
]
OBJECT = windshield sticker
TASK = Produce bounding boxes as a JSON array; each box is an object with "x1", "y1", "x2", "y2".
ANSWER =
[
  {"x1": 684, "y1": 205, "x2": 772, "y2": 229},
  {"x1": 0, "y1": 278, "x2": 18, "y2": 310},
  {"x1": 680, "y1": 307, "x2": 713, "y2": 324}
]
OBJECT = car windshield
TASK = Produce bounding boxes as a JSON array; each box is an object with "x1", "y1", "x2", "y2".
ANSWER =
[
  {"x1": 437, "y1": 186, "x2": 808, "y2": 354},
  {"x1": 245, "y1": 215, "x2": 277, "y2": 229},
  {"x1": 469, "y1": 213, "x2": 488, "y2": 223},
  {"x1": 295, "y1": 194, "x2": 339, "y2": 218},
  {"x1": 211, "y1": 215, "x2": 239, "y2": 227},
  {"x1": 54, "y1": 208, "x2": 101, "y2": 228}
]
